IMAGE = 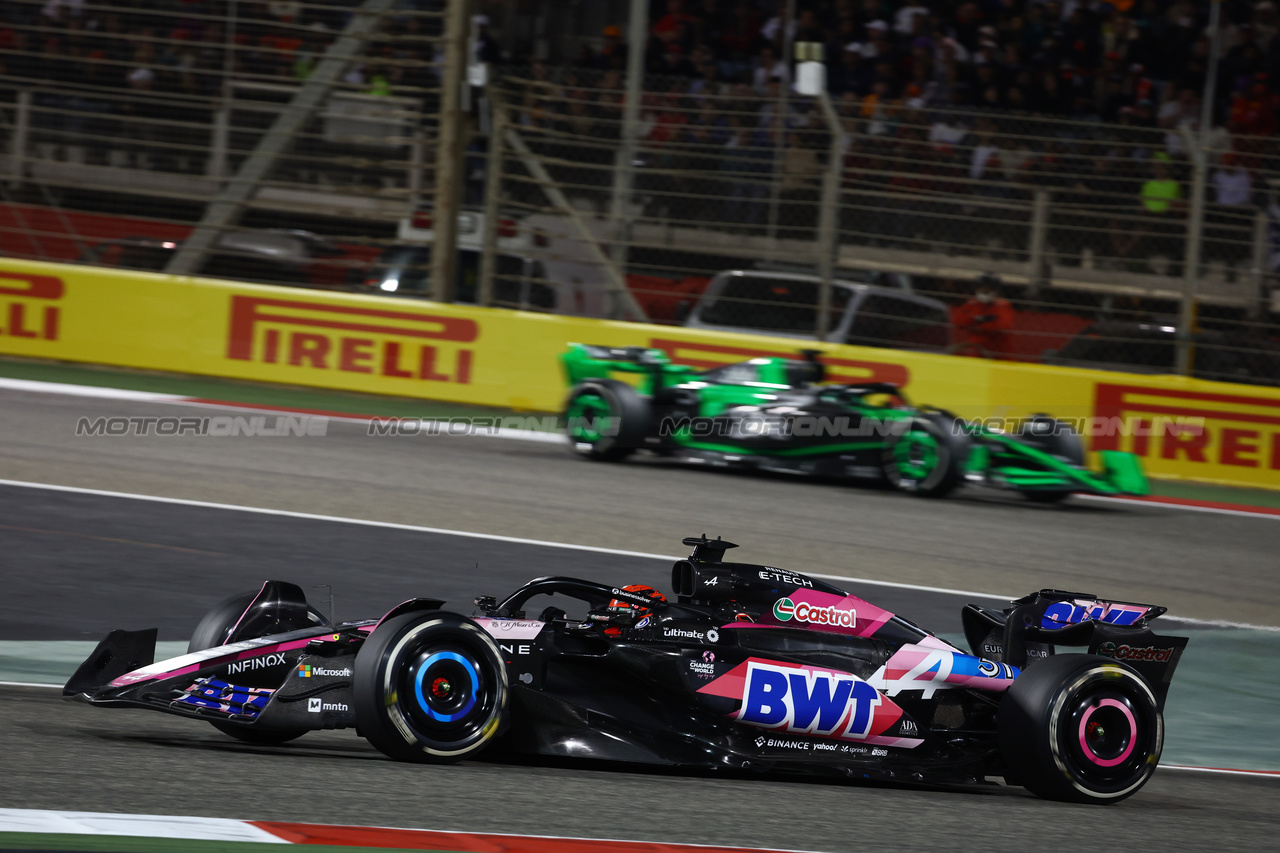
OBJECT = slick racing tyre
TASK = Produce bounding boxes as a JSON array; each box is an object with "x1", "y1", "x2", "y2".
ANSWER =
[
  {"x1": 883, "y1": 416, "x2": 962, "y2": 497},
  {"x1": 354, "y1": 611, "x2": 508, "y2": 764},
  {"x1": 563, "y1": 379, "x2": 650, "y2": 461},
  {"x1": 1017, "y1": 415, "x2": 1086, "y2": 504},
  {"x1": 187, "y1": 588, "x2": 326, "y2": 745},
  {"x1": 998, "y1": 654, "x2": 1163, "y2": 804}
]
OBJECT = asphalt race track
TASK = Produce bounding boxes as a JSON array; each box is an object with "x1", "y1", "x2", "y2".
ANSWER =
[{"x1": 2, "y1": 387, "x2": 1279, "y2": 851}]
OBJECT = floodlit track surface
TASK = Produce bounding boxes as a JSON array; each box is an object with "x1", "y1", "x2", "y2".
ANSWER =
[
  {"x1": 2, "y1": 686, "x2": 1278, "y2": 852},
  {"x1": 2, "y1": 387, "x2": 1278, "y2": 849},
  {"x1": 1, "y1": 388, "x2": 1276, "y2": 625}
]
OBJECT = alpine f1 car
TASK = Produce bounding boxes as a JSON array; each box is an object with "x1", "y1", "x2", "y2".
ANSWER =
[
  {"x1": 560, "y1": 344, "x2": 1149, "y2": 501},
  {"x1": 65, "y1": 535, "x2": 1186, "y2": 803}
]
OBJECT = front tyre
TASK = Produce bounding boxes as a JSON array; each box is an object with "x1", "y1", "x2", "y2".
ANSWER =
[
  {"x1": 882, "y1": 417, "x2": 962, "y2": 497},
  {"x1": 1017, "y1": 415, "x2": 1086, "y2": 504},
  {"x1": 999, "y1": 654, "x2": 1163, "y2": 803},
  {"x1": 354, "y1": 612, "x2": 508, "y2": 763},
  {"x1": 563, "y1": 379, "x2": 650, "y2": 461},
  {"x1": 188, "y1": 588, "x2": 326, "y2": 745}
]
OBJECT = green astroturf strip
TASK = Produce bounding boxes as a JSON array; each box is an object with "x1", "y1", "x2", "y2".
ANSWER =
[{"x1": 0, "y1": 834, "x2": 462, "y2": 853}]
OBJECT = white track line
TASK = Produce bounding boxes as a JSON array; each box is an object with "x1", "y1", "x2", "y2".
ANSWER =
[
  {"x1": 3, "y1": 478, "x2": 1277, "y2": 631},
  {"x1": 0, "y1": 808, "x2": 287, "y2": 843},
  {"x1": 0, "y1": 479, "x2": 680, "y2": 562},
  {"x1": 0, "y1": 378, "x2": 188, "y2": 402},
  {"x1": 1079, "y1": 493, "x2": 1280, "y2": 521}
]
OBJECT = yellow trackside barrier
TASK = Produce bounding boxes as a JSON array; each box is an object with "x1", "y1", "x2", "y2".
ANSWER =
[{"x1": 2, "y1": 258, "x2": 1278, "y2": 490}]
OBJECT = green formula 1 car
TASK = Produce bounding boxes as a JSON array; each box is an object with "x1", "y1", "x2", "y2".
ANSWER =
[{"x1": 560, "y1": 344, "x2": 1148, "y2": 502}]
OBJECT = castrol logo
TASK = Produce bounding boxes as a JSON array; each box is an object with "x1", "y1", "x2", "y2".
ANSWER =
[{"x1": 773, "y1": 597, "x2": 858, "y2": 628}]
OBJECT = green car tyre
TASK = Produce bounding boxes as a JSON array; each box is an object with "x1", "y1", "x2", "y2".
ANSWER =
[
  {"x1": 1017, "y1": 415, "x2": 1086, "y2": 503},
  {"x1": 883, "y1": 416, "x2": 962, "y2": 497},
  {"x1": 564, "y1": 379, "x2": 650, "y2": 461}
]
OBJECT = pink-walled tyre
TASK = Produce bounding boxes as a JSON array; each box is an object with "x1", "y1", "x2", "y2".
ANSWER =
[{"x1": 999, "y1": 654, "x2": 1163, "y2": 803}]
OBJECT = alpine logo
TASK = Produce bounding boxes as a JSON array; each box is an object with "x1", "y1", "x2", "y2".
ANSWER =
[
  {"x1": 737, "y1": 661, "x2": 882, "y2": 740},
  {"x1": 226, "y1": 653, "x2": 286, "y2": 675},
  {"x1": 1097, "y1": 642, "x2": 1174, "y2": 663},
  {"x1": 773, "y1": 597, "x2": 858, "y2": 628}
]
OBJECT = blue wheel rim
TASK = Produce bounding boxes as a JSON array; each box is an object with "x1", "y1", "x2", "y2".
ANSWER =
[{"x1": 413, "y1": 651, "x2": 479, "y2": 722}]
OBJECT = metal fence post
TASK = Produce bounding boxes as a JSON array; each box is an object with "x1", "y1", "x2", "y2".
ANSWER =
[
  {"x1": 815, "y1": 91, "x2": 843, "y2": 341},
  {"x1": 1177, "y1": 142, "x2": 1209, "y2": 376},
  {"x1": 1027, "y1": 189, "x2": 1050, "y2": 297},
  {"x1": 10, "y1": 90, "x2": 31, "y2": 185},
  {"x1": 430, "y1": 0, "x2": 472, "y2": 303},
  {"x1": 1249, "y1": 208, "x2": 1268, "y2": 318},
  {"x1": 207, "y1": 101, "x2": 230, "y2": 180},
  {"x1": 477, "y1": 98, "x2": 506, "y2": 308},
  {"x1": 606, "y1": 0, "x2": 648, "y2": 286}
]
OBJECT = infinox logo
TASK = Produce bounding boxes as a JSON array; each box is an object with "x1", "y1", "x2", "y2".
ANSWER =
[
  {"x1": 0, "y1": 272, "x2": 62, "y2": 341},
  {"x1": 226, "y1": 295, "x2": 478, "y2": 383},
  {"x1": 1093, "y1": 382, "x2": 1280, "y2": 470},
  {"x1": 773, "y1": 597, "x2": 858, "y2": 628},
  {"x1": 1096, "y1": 642, "x2": 1174, "y2": 663}
]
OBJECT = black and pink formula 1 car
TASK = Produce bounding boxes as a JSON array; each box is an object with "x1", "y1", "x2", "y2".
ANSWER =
[{"x1": 65, "y1": 536, "x2": 1188, "y2": 804}]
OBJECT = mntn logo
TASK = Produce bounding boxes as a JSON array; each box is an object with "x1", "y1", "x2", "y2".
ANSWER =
[{"x1": 737, "y1": 662, "x2": 881, "y2": 739}]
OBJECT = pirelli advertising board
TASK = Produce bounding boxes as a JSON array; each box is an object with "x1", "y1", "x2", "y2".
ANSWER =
[{"x1": 1, "y1": 258, "x2": 1277, "y2": 490}]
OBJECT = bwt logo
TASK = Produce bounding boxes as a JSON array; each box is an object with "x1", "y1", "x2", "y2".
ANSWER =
[
  {"x1": 226, "y1": 296, "x2": 478, "y2": 384},
  {"x1": 0, "y1": 272, "x2": 62, "y2": 341},
  {"x1": 1093, "y1": 383, "x2": 1280, "y2": 470},
  {"x1": 736, "y1": 661, "x2": 882, "y2": 740}
]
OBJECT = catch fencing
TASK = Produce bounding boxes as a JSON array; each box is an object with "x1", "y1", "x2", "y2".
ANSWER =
[{"x1": 1, "y1": 1, "x2": 1278, "y2": 389}]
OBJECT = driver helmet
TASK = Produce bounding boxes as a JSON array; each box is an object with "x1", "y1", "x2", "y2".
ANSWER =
[{"x1": 608, "y1": 584, "x2": 667, "y2": 620}]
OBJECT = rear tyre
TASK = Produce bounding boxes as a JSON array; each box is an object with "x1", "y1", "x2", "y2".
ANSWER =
[
  {"x1": 188, "y1": 589, "x2": 325, "y2": 745},
  {"x1": 883, "y1": 417, "x2": 962, "y2": 497},
  {"x1": 1017, "y1": 415, "x2": 1086, "y2": 504},
  {"x1": 354, "y1": 612, "x2": 508, "y2": 763},
  {"x1": 999, "y1": 654, "x2": 1163, "y2": 803},
  {"x1": 563, "y1": 379, "x2": 650, "y2": 461}
]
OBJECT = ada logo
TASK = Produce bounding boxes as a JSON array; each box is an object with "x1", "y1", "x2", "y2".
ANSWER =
[
  {"x1": 737, "y1": 661, "x2": 881, "y2": 739},
  {"x1": 773, "y1": 597, "x2": 858, "y2": 628}
]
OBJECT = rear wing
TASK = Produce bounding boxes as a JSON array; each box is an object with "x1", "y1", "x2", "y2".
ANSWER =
[
  {"x1": 963, "y1": 589, "x2": 1188, "y2": 708},
  {"x1": 560, "y1": 343, "x2": 693, "y2": 391}
]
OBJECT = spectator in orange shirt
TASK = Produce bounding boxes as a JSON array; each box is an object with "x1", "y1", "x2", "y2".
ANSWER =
[{"x1": 952, "y1": 274, "x2": 1015, "y2": 357}]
